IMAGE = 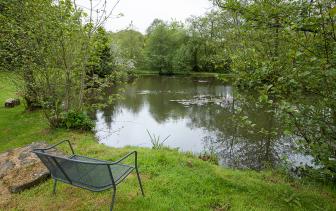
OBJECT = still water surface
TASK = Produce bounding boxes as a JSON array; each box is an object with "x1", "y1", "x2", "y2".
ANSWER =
[{"x1": 94, "y1": 75, "x2": 313, "y2": 170}]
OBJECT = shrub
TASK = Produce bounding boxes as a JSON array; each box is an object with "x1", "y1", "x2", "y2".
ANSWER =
[{"x1": 60, "y1": 110, "x2": 94, "y2": 131}]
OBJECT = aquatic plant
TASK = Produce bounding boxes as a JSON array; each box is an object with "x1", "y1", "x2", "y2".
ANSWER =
[{"x1": 146, "y1": 129, "x2": 170, "y2": 150}]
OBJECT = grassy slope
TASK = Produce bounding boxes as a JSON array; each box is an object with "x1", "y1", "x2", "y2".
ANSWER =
[{"x1": 0, "y1": 72, "x2": 336, "y2": 211}]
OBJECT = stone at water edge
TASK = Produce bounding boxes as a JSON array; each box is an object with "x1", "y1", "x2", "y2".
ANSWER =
[
  {"x1": 4, "y1": 98, "x2": 20, "y2": 108},
  {"x1": 0, "y1": 142, "x2": 65, "y2": 195}
]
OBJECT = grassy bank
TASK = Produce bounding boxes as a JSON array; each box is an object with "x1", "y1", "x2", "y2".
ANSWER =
[{"x1": 0, "y1": 72, "x2": 336, "y2": 210}]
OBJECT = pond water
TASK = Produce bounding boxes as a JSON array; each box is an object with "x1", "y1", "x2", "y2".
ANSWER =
[{"x1": 94, "y1": 75, "x2": 314, "y2": 170}]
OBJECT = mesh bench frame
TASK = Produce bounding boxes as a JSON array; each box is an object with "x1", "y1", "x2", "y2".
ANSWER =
[{"x1": 33, "y1": 140, "x2": 144, "y2": 210}]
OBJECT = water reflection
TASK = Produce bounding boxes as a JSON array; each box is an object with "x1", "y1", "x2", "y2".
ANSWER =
[{"x1": 95, "y1": 76, "x2": 311, "y2": 170}]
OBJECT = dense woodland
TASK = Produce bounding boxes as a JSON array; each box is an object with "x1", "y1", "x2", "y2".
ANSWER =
[{"x1": 1, "y1": 0, "x2": 336, "y2": 180}]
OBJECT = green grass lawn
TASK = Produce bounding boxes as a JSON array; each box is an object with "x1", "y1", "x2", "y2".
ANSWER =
[{"x1": 0, "y1": 72, "x2": 336, "y2": 210}]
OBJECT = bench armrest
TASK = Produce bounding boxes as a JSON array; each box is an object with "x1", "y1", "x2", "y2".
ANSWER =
[
  {"x1": 34, "y1": 140, "x2": 75, "y2": 155},
  {"x1": 112, "y1": 151, "x2": 138, "y2": 168}
]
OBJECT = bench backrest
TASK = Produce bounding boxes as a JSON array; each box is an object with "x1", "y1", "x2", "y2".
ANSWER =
[{"x1": 34, "y1": 151, "x2": 114, "y2": 190}]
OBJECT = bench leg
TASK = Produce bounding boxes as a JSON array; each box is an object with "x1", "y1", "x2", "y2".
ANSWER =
[
  {"x1": 110, "y1": 187, "x2": 116, "y2": 211},
  {"x1": 53, "y1": 179, "x2": 57, "y2": 195},
  {"x1": 135, "y1": 168, "x2": 145, "y2": 197}
]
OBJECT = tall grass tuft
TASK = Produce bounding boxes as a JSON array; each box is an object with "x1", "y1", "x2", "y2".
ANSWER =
[{"x1": 146, "y1": 129, "x2": 170, "y2": 150}]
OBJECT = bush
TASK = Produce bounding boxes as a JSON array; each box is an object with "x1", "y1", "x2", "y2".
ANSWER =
[{"x1": 60, "y1": 110, "x2": 94, "y2": 131}]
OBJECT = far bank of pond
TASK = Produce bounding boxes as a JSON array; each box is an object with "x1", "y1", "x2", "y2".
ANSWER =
[{"x1": 133, "y1": 70, "x2": 230, "y2": 77}]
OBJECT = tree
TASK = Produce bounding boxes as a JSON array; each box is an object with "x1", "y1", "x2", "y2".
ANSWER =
[
  {"x1": 111, "y1": 28, "x2": 145, "y2": 69},
  {"x1": 87, "y1": 27, "x2": 115, "y2": 77},
  {"x1": 186, "y1": 12, "x2": 233, "y2": 73},
  {"x1": 213, "y1": 0, "x2": 336, "y2": 179},
  {"x1": 0, "y1": 0, "x2": 126, "y2": 129},
  {"x1": 144, "y1": 20, "x2": 188, "y2": 74}
]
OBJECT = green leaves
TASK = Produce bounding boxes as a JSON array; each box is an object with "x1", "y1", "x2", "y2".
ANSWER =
[
  {"x1": 145, "y1": 20, "x2": 189, "y2": 73},
  {"x1": 110, "y1": 29, "x2": 145, "y2": 70},
  {"x1": 87, "y1": 27, "x2": 115, "y2": 77},
  {"x1": 258, "y1": 94, "x2": 269, "y2": 103},
  {"x1": 329, "y1": 6, "x2": 336, "y2": 16},
  {"x1": 212, "y1": 0, "x2": 336, "y2": 180},
  {"x1": 60, "y1": 110, "x2": 94, "y2": 131},
  {"x1": 326, "y1": 68, "x2": 336, "y2": 77}
]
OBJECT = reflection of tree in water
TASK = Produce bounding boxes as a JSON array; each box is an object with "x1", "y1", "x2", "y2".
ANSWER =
[
  {"x1": 106, "y1": 76, "x2": 225, "y2": 123},
  {"x1": 97, "y1": 106, "x2": 122, "y2": 129},
  {"x1": 192, "y1": 93, "x2": 285, "y2": 170},
  {"x1": 202, "y1": 135, "x2": 280, "y2": 170}
]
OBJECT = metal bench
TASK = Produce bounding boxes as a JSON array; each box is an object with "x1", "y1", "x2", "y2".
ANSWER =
[{"x1": 33, "y1": 140, "x2": 144, "y2": 210}]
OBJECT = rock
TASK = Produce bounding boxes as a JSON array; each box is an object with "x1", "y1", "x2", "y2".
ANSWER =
[
  {"x1": 0, "y1": 160, "x2": 14, "y2": 177},
  {"x1": 4, "y1": 98, "x2": 20, "y2": 108},
  {"x1": 0, "y1": 181, "x2": 11, "y2": 207},
  {"x1": 0, "y1": 142, "x2": 64, "y2": 196},
  {"x1": 199, "y1": 154, "x2": 211, "y2": 161}
]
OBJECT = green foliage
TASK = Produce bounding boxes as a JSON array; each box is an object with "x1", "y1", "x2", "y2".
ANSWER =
[
  {"x1": 59, "y1": 110, "x2": 94, "y2": 131},
  {"x1": 0, "y1": 0, "x2": 132, "y2": 128},
  {"x1": 110, "y1": 28, "x2": 145, "y2": 69},
  {"x1": 141, "y1": 15, "x2": 233, "y2": 74},
  {"x1": 186, "y1": 12, "x2": 233, "y2": 73},
  {"x1": 171, "y1": 44, "x2": 194, "y2": 72},
  {"x1": 1, "y1": 0, "x2": 84, "y2": 109},
  {"x1": 87, "y1": 27, "x2": 115, "y2": 77},
  {"x1": 144, "y1": 20, "x2": 190, "y2": 74},
  {"x1": 213, "y1": 0, "x2": 336, "y2": 179}
]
